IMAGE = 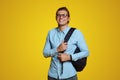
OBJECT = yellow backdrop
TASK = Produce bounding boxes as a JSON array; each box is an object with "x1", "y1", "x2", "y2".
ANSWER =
[{"x1": 0, "y1": 0, "x2": 120, "y2": 80}]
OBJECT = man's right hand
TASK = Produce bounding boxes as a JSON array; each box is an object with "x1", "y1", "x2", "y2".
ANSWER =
[{"x1": 57, "y1": 41, "x2": 68, "y2": 52}]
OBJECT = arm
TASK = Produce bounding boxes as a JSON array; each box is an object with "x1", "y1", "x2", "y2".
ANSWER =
[
  {"x1": 71, "y1": 30, "x2": 89, "y2": 61},
  {"x1": 43, "y1": 31, "x2": 68, "y2": 58},
  {"x1": 43, "y1": 31, "x2": 58, "y2": 58}
]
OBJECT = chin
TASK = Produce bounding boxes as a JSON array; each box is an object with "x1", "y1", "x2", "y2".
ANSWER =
[
  {"x1": 59, "y1": 23, "x2": 67, "y2": 26},
  {"x1": 59, "y1": 24, "x2": 66, "y2": 26}
]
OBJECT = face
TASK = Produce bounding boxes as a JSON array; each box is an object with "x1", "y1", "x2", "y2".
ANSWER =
[{"x1": 56, "y1": 10, "x2": 70, "y2": 26}]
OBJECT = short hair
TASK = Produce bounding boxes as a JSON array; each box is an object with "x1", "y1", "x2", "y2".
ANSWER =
[{"x1": 56, "y1": 7, "x2": 70, "y2": 17}]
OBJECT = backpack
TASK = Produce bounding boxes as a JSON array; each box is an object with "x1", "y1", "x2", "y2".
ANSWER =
[{"x1": 64, "y1": 28, "x2": 87, "y2": 72}]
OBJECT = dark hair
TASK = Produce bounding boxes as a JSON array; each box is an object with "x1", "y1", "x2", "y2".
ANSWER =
[
  {"x1": 56, "y1": 7, "x2": 70, "y2": 23},
  {"x1": 56, "y1": 7, "x2": 70, "y2": 17}
]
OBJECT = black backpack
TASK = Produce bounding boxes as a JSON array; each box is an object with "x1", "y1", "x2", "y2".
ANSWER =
[{"x1": 64, "y1": 28, "x2": 87, "y2": 72}]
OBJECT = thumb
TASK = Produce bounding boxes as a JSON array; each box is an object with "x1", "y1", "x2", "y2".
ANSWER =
[{"x1": 64, "y1": 42, "x2": 68, "y2": 45}]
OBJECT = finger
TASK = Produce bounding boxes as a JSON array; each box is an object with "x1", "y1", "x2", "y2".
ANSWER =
[
  {"x1": 58, "y1": 55, "x2": 60, "y2": 57},
  {"x1": 59, "y1": 53, "x2": 62, "y2": 55},
  {"x1": 61, "y1": 41, "x2": 64, "y2": 44},
  {"x1": 57, "y1": 55, "x2": 61, "y2": 59},
  {"x1": 58, "y1": 53, "x2": 61, "y2": 57},
  {"x1": 64, "y1": 42, "x2": 68, "y2": 45}
]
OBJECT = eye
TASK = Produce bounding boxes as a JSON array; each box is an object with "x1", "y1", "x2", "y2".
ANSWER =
[{"x1": 56, "y1": 14, "x2": 68, "y2": 18}]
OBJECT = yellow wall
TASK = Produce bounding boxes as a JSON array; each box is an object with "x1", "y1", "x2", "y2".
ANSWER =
[{"x1": 0, "y1": 0, "x2": 120, "y2": 80}]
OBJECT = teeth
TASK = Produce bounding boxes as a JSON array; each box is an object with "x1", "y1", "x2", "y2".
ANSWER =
[{"x1": 60, "y1": 20, "x2": 63, "y2": 22}]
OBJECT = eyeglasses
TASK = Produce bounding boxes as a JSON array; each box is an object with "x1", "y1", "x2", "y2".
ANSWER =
[{"x1": 56, "y1": 14, "x2": 68, "y2": 18}]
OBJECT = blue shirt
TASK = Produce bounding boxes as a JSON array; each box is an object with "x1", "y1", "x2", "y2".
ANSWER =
[{"x1": 43, "y1": 26, "x2": 89, "y2": 79}]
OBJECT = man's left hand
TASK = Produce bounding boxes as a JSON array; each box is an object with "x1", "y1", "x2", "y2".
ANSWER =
[{"x1": 58, "y1": 53, "x2": 71, "y2": 62}]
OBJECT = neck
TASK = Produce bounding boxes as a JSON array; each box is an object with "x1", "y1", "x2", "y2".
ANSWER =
[{"x1": 58, "y1": 24, "x2": 68, "y2": 31}]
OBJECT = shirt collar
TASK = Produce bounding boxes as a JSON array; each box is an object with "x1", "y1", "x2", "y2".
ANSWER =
[{"x1": 57, "y1": 26, "x2": 70, "y2": 35}]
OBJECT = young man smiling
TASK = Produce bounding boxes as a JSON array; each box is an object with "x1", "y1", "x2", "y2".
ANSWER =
[{"x1": 43, "y1": 7, "x2": 89, "y2": 80}]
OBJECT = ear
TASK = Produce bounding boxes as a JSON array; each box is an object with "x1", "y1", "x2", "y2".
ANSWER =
[
  {"x1": 67, "y1": 17, "x2": 70, "y2": 23},
  {"x1": 68, "y1": 17, "x2": 70, "y2": 21}
]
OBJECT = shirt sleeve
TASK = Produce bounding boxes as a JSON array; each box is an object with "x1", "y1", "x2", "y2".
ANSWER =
[
  {"x1": 71, "y1": 30, "x2": 89, "y2": 61},
  {"x1": 43, "y1": 31, "x2": 58, "y2": 58}
]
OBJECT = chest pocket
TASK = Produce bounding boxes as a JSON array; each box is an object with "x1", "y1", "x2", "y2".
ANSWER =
[{"x1": 49, "y1": 36, "x2": 62, "y2": 49}]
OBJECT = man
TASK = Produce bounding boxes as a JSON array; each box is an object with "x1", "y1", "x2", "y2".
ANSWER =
[{"x1": 43, "y1": 7, "x2": 89, "y2": 80}]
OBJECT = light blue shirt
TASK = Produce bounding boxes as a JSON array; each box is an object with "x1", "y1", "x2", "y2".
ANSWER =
[{"x1": 43, "y1": 26, "x2": 89, "y2": 79}]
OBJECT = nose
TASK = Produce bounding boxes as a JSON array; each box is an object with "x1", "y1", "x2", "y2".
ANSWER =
[{"x1": 59, "y1": 15, "x2": 64, "y2": 18}]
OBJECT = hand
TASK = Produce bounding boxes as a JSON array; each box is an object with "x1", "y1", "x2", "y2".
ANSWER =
[
  {"x1": 58, "y1": 53, "x2": 71, "y2": 62},
  {"x1": 57, "y1": 41, "x2": 67, "y2": 52}
]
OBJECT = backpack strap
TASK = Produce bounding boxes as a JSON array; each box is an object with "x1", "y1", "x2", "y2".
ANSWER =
[
  {"x1": 60, "y1": 28, "x2": 76, "y2": 53},
  {"x1": 61, "y1": 28, "x2": 76, "y2": 74},
  {"x1": 64, "y1": 28, "x2": 76, "y2": 42}
]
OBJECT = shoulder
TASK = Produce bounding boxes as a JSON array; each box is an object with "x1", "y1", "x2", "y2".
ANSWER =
[
  {"x1": 48, "y1": 27, "x2": 58, "y2": 35},
  {"x1": 71, "y1": 27, "x2": 83, "y2": 35},
  {"x1": 70, "y1": 27, "x2": 85, "y2": 40}
]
